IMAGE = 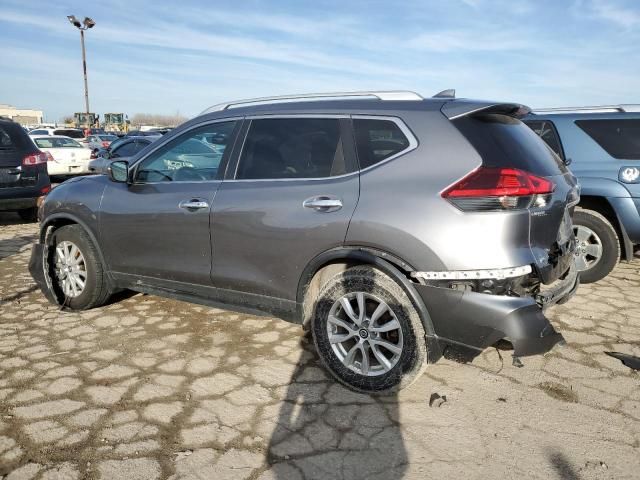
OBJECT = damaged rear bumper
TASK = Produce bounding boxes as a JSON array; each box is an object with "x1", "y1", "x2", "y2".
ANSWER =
[{"x1": 415, "y1": 265, "x2": 578, "y2": 358}]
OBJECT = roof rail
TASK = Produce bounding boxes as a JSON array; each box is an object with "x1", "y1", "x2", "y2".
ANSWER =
[
  {"x1": 532, "y1": 105, "x2": 640, "y2": 114},
  {"x1": 199, "y1": 90, "x2": 424, "y2": 115}
]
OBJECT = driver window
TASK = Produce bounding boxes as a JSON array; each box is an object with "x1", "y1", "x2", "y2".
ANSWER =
[{"x1": 135, "y1": 121, "x2": 236, "y2": 183}]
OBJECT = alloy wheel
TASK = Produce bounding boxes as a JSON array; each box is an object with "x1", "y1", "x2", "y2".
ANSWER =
[
  {"x1": 327, "y1": 292, "x2": 403, "y2": 376},
  {"x1": 54, "y1": 240, "x2": 87, "y2": 298},
  {"x1": 573, "y1": 225, "x2": 603, "y2": 271}
]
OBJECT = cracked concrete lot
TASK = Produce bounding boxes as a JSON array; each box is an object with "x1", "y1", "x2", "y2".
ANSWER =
[{"x1": 0, "y1": 212, "x2": 639, "y2": 480}]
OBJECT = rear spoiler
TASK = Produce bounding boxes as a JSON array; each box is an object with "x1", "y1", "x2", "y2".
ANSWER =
[{"x1": 441, "y1": 100, "x2": 531, "y2": 120}]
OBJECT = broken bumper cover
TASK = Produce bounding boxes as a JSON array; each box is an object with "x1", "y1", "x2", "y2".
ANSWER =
[
  {"x1": 29, "y1": 243, "x2": 63, "y2": 306},
  {"x1": 414, "y1": 266, "x2": 579, "y2": 358}
]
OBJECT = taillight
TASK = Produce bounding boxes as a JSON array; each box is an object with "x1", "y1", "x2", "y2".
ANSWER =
[
  {"x1": 22, "y1": 151, "x2": 49, "y2": 166},
  {"x1": 102, "y1": 141, "x2": 110, "y2": 147},
  {"x1": 441, "y1": 167, "x2": 555, "y2": 211},
  {"x1": 41, "y1": 185, "x2": 52, "y2": 195},
  {"x1": 45, "y1": 152, "x2": 55, "y2": 162}
]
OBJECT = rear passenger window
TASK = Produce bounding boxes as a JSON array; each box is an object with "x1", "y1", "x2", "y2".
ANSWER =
[
  {"x1": 353, "y1": 119, "x2": 411, "y2": 169},
  {"x1": 237, "y1": 118, "x2": 345, "y2": 179},
  {"x1": 575, "y1": 119, "x2": 640, "y2": 160},
  {"x1": 524, "y1": 120, "x2": 565, "y2": 160}
]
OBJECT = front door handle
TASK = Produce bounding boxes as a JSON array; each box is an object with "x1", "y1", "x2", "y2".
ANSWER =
[
  {"x1": 179, "y1": 199, "x2": 209, "y2": 210},
  {"x1": 303, "y1": 196, "x2": 343, "y2": 212}
]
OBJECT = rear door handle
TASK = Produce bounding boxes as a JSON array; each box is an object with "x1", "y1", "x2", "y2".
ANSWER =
[
  {"x1": 179, "y1": 199, "x2": 209, "y2": 210},
  {"x1": 303, "y1": 196, "x2": 343, "y2": 212}
]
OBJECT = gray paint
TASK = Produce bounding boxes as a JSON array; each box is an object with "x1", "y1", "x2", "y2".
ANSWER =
[{"x1": 34, "y1": 96, "x2": 579, "y2": 358}]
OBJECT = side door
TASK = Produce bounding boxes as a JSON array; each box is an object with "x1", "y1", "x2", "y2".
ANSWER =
[
  {"x1": 99, "y1": 119, "x2": 240, "y2": 286},
  {"x1": 211, "y1": 115, "x2": 360, "y2": 303}
]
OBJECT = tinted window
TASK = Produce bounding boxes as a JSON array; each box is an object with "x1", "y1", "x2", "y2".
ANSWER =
[
  {"x1": 54, "y1": 129, "x2": 84, "y2": 139},
  {"x1": 575, "y1": 119, "x2": 640, "y2": 160},
  {"x1": 29, "y1": 129, "x2": 49, "y2": 135},
  {"x1": 237, "y1": 118, "x2": 345, "y2": 179},
  {"x1": 113, "y1": 141, "x2": 141, "y2": 157},
  {"x1": 454, "y1": 114, "x2": 568, "y2": 176},
  {"x1": 35, "y1": 137, "x2": 82, "y2": 148},
  {"x1": 136, "y1": 121, "x2": 236, "y2": 182},
  {"x1": 353, "y1": 119, "x2": 411, "y2": 169},
  {"x1": 524, "y1": 120, "x2": 565, "y2": 160}
]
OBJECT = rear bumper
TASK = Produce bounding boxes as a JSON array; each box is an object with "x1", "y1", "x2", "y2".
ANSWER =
[
  {"x1": 0, "y1": 196, "x2": 38, "y2": 211},
  {"x1": 415, "y1": 266, "x2": 578, "y2": 358}
]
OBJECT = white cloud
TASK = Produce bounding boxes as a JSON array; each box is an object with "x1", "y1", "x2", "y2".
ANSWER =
[{"x1": 587, "y1": 0, "x2": 640, "y2": 28}]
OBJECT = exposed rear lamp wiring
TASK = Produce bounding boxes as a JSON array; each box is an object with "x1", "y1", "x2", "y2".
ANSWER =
[{"x1": 412, "y1": 265, "x2": 533, "y2": 281}]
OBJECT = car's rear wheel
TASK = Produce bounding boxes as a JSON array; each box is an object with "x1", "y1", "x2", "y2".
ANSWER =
[
  {"x1": 17, "y1": 208, "x2": 38, "y2": 223},
  {"x1": 49, "y1": 225, "x2": 113, "y2": 310},
  {"x1": 573, "y1": 208, "x2": 619, "y2": 283},
  {"x1": 311, "y1": 265, "x2": 427, "y2": 394}
]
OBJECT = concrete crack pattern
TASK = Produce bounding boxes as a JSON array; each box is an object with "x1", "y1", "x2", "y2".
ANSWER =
[{"x1": 0, "y1": 215, "x2": 639, "y2": 479}]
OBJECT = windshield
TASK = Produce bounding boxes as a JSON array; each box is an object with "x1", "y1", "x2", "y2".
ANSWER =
[{"x1": 35, "y1": 137, "x2": 83, "y2": 149}]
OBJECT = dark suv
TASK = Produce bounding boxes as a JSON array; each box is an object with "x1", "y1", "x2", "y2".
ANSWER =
[
  {"x1": 525, "y1": 107, "x2": 640, "y2": 283},
  {"x1": 0, "y1": 116, "x2": 51, "y2": 221},
  {"x1": 31, "y1": 91, "x2": 579, "y2": 393}
]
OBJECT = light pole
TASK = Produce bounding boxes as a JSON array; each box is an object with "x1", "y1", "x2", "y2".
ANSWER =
[{"x1": 67, "y1": 15, "x2": 95, "y2": 117}]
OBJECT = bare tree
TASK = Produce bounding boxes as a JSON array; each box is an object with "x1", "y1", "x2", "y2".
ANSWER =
[{"x1": 130, "y1": 113, "x2": 187, "y2": 127}]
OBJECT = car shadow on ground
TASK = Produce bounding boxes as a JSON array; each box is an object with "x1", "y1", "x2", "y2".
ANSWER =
[{"x1": 265, "y1": 336, "x2": 409, "y2": 479}]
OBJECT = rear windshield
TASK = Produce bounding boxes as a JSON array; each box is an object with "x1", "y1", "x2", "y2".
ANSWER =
[
  {"x1": 54, "y1": 129, "x2": 84, "y2": 139},
  {"x1": 575, "y1": 119, "x2": 640, "y2": 160},
  {"x1": 35, "y1": 137, "x2": 83, "y2": 148},
  {"x1": 453, "y1": 114, "x2": 568, "y2": 176},
  {"x1": 98, "y1": 135, "x2": 117, "y2": 141},
  {"x1": 0, "y1": 122, "x2": 31, "y2": 151}
]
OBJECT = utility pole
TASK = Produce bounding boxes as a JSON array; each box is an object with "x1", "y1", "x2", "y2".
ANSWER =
[{"x1": 67, "y1": 15, "x2": 96, "y2": 118}]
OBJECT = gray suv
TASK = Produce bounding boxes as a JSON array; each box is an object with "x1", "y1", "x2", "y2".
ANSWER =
[
  {"x1": 524, "y1": 106, "x2": 640, "y2": 283},
  {"x1": 30, "y1": 91, "x2": 579, "y2": 393}
]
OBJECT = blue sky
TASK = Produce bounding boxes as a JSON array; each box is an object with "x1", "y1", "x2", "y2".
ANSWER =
[{"x1": 1, "y1": 0, "x2": 639, "y2": 121}]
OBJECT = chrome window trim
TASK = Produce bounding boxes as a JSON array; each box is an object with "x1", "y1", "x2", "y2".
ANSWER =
[{"x1": 129, "y1": 116, "x2": 243, "y2": 185}]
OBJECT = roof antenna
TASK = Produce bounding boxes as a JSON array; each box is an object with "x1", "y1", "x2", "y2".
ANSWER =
[{"x1": 433, "y1": 89, "x2": 455, "y2": 99}]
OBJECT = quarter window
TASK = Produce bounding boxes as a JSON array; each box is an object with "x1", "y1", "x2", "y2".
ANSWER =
[
  {"x1": 136, "y1": 121, "x2": 236, "y2": 182},
  {"x1": 353, "y1": 119, "x2": 411, "y2": 169},
  {"x1": 236, "y1": 118, "x2": 346, "y2": 179},
  {"x1": 523, "y1": 120, "x2": 565, "y2": 160},
  {"x1": 575, "y1": 119, "x2": 640, "y2": 160}
]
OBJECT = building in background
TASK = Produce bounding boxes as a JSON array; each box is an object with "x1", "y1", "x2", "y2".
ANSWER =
[{"x1": 0, "y1": 104, "x2": 44, "y2": 125}]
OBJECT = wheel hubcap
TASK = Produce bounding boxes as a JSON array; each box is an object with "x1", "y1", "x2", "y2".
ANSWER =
[
  {"x1": 327, "y1": 292, "x2": 403, "y2": 377},
  {"x1": 573, "y1": 225, "x2": 603, "y2": 272},
  {"x1": 54, "y1": 240, "x2": 87, "y2": 298}
]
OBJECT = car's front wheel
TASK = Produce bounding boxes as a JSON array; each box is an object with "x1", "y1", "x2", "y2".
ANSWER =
[
  {"x1": 311, "y1": 265, "x2": 428, "y2": 394},
  {"x1": 49, "y1": 225, "x2": 113, "y2": 310},
  {"x1": 573, "y1": 208, "x2": 620, "y2": 283}
]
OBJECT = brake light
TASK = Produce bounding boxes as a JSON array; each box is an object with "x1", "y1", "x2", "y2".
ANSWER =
[
  {"x1": 441, "y1": 167, "x2": 555, "y2": 211},
  {"x1": 41, "y1": 185, "x2": 52, "y2": 195},
  {"x1": 22, "y1": 151, "x2": 49, "y2": 166},
  {"x1": 45, "y1": 152, "x2": 55, "y2": 162}
]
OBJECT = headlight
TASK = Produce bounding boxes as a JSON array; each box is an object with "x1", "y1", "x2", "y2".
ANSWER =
[{"x1": 619, "y1": 166, "x2": 640, "y2": 184}]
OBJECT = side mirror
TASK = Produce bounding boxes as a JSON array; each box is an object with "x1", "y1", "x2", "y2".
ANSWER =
[{"x1": 108, "y1": 160, "x2": 129, "y2": 183}]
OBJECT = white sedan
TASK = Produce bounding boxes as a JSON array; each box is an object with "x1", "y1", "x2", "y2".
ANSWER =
[{"x1": 31, "y1": 135, "x2": 92, "y2": 177}]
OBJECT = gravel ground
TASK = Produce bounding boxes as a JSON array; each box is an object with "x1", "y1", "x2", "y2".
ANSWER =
[{"x1": 0, "y1": 212, "x2": 639, "y2": 479}]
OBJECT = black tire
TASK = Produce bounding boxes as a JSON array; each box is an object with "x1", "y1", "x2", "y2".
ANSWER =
[
  {"x1": 17, "y1": 207, "x2": 38, "y2": 223},
  {"x1": 311, "y1": 265, "x2": 427, "y2": 394},
  {"x1": 573, "y1": 208, "x2": 620, "y2": 283},
  {"x1": 48, "y1": 225, "x2": 113, "y2": 310}
]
